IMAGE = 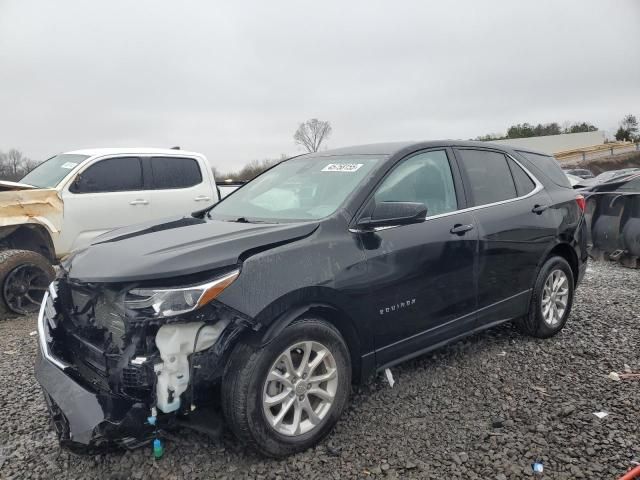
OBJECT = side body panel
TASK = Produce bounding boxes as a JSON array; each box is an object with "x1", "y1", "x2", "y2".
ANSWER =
[
  {"x1": 469, "y1": 190, "x2": 557, "y2": 324},
  {"x1": 216, "y1": 215, "x2": 376, "y2": 358},
  {"x1": 360, "y1": 212, "x2": 478, "y2": 366}
]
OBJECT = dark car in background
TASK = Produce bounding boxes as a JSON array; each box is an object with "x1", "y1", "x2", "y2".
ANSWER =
[
  {"x1": 35, "y1": 141, "x2": 587, "y2": 457},
  {"x1": 563, "y1": 168, "x2": 594, "y2": 179},
  {"x1": 588, "y1": 168, "x2": 640, "y2": 186},
  {"x1": 580, "y1": 172, "x2": 640, "y2": 267}
]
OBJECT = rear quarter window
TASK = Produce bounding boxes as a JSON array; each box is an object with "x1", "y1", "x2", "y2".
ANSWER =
[{"x1": 516, "y1": 151, "x2": 571, "y2": 188}]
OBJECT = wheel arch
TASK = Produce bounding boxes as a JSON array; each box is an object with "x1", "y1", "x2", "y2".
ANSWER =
[
  {"x1": 546, "y1": 242, "x2": 579, "y2": 286},
  {"x1": 255, "y1": 302, "x2": 369, "y2": 384},
  {"x1": 0, "y1": 224, "x2": 56, "y2": 262}
]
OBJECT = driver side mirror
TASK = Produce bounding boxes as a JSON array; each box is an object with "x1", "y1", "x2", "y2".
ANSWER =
[{"x1": 357, "y1": 201, "x2": 427, "y2": 230}]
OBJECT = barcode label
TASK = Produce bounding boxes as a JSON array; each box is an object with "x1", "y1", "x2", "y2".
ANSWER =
[{"x1": 321, "y1": 163, "x2": 363, "y2": 172}]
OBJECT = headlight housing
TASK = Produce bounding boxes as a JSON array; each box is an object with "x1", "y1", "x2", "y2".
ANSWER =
[{"x1": 125, "y1": 269, "x2": 239, "y2": 318}]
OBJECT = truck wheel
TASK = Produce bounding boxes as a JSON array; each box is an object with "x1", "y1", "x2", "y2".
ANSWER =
[
  {"x1": 515, "y1": 256, "x2": 575, "y2": 338},
  {"x1": 222, "y1": 318, "x2": 351, "y2": 457},
  {"x1": 0, "y1": 249, "x2": 55, "y2": 316}
]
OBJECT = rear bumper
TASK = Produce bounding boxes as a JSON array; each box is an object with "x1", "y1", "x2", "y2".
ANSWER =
[{"x1": 35, "y1": 348, "x2": 154, "y2": 449}]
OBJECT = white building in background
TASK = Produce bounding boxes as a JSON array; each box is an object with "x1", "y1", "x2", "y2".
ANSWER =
[{"x1": 489, "y1": 130, "x2": 605, "y2": 155}]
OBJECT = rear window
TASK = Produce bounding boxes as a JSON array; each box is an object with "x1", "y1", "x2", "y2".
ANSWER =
[
  {"x1": 457, "y1": 149, "x2": 517, "y2": 206},
  {"x1": 151, "y1": 157, "x2": 202, "y2": 189},
  {"x1": 516, "y1": 151, "x2": 571, "y2": 188}
]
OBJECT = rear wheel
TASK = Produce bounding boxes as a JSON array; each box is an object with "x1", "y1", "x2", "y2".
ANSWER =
[
  {"x1": 516, "y1": 255, "x2": 574, "y2": 338},
  {"x1": 222, "y1": 318, "x2": 351, "y2": 457},
  {"x1": 0, "y1": 249, "x2": 54, "y2": 316}
]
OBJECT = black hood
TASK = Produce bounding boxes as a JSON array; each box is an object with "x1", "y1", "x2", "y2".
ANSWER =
[{"x1": 66, "y1": 216, "x2": 318, "y2": 283}]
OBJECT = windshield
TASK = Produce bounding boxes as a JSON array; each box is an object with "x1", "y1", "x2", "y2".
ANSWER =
[
  {"x1": 210, "y1": 154, "x2": 385, "y2": 222},
  {"x1": 20, "y1": 154, "x2": 89, "y2": 188}
]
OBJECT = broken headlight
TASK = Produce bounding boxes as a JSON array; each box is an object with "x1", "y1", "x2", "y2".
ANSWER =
[{"x1": 125, "y1": 270, "x2": 239, "y2": 318}]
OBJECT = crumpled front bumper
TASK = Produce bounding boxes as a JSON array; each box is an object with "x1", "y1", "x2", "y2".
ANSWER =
[
  {"x1": 35, "y1": 288, "x2": 154, "y2": 449},
  {"x1": 35, "y1": 349, "x2": 154, "y2": 449}
]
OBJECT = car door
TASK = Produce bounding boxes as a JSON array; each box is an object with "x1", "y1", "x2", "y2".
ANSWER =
[
  {"x1": 58, "y1": 156, "x2": 151, "y2": 254},
  {"x1": 147, "y1": 156, "x2": 216, "y2": 218},
  {"x1": 356, "y1": 149, "x2": 478, "y2": 366},
  {"x1": 454, "y1": 148, "x2": 557, "y2": 326}
]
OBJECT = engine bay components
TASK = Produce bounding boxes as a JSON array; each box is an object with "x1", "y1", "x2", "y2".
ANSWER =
[{"x1": 154, "y1": 320, "x2": 229, "y2": 413}]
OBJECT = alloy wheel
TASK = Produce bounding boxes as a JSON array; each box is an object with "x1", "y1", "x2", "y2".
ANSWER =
[
  {"x1": 262, "y1": 341, "x2": 339, "y2": 436},
  {"x1": 541, "y1": 269, "x2": 569, "y2": 327},
  {"x1": 3, "y1": 263, "x2": 50, "y2": 314}
]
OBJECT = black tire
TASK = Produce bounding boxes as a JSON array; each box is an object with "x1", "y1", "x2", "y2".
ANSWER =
[
  {"x1": 222, "y1": 318, "x2": 351, "y2": 457},
  {"x1": 516, "y1": 255, "x2": 575, "y2": 338},
  {"x1": 0, "y1": 249, "x2": 55, "y2": 316}
]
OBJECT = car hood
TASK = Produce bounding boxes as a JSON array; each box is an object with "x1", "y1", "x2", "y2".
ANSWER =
[
  {"x1": 0, "y1": 180, "x2": 38, "y2": 191},
  {"x1": 66, "y1": 216, "x2": 319, "y2": 283}
]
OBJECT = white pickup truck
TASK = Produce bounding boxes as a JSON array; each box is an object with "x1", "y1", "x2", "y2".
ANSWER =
[{"x1": 0, "y1": 148, "x2": 220, "y2": 315}]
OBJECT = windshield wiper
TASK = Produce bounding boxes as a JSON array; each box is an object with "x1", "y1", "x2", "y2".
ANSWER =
[{"x1": 227, "y1": 217, "x2": 276, "y2": 224}]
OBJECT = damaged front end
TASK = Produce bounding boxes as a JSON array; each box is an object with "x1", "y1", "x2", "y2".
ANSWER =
[{"x1": 35, "y1": 268, "x2": 252, "y2": 451}]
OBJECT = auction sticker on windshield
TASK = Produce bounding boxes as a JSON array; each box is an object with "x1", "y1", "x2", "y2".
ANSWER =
[
  {"x1": 322, "y1": 163, "x2": 363, "y2": 172},
  {"x1": 60, "y1": 162, "x2": 78, "y2": 169}
]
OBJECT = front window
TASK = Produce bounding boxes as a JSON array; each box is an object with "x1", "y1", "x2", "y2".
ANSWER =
[
  {"x1": 20, "y1": 154, "x2": 89, "y2": 188},
  {"x1": 374, "y1": 150, "x2": 458, "y2": 216},
  {"x1": 210, "y1": 155, "x2": 385, "y2": 222}
]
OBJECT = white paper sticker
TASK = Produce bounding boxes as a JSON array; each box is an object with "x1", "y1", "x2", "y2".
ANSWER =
[
  {"x1": 60, "y1": 162, "x2": 78, "y2": 169},
  {"x1": 321, "y1": 163, "x2": 363, "y2": 173}
]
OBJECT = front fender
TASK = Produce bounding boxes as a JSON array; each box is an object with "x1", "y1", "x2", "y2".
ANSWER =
[{"x1": 0, "y1": 189, "x2": 62, "y2": 235}]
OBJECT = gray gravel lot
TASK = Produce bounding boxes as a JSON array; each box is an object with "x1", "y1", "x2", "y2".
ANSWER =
[{"x1": 1, "y1": 262, "x2": 639, "y2": 479}]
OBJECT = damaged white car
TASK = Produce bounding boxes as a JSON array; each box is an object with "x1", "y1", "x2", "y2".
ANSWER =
[{"x1": 0, "y1": 148, "x2": 219, "y2": 315}]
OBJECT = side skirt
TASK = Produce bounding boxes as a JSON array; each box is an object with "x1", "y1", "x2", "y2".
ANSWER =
[{"x1": 376, "y1": 316, "x2": 514, "y2": 372}]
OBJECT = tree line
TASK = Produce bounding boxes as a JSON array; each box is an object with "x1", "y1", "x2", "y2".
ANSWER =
[
  {"x1": 475, "y1": 114, "x2": 638, "y2": 142},
  {"x1": 0, "y1": 149, "x2": 39, "y2": 182},
  {"x1": 475, "y1": 121, "x2": 598, "y2": 141}
]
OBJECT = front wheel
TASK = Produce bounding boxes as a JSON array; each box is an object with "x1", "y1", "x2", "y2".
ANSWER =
[
  {"x1": 516, "y1": 255, "x2": 575, "y2": 338},
  {"x1": 222, "y1": 318, "x2": 351, "y2": 457},
  {"x1": 0, "y1": 249, "x2": 55, "y2": 316}
]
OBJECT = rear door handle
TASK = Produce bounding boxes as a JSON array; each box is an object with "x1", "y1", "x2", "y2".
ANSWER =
[
  {"x1": 532, "y1": 204, "x2": 549, "y2": 214},
  {"x1": 129, "y1": 199, "x2": 149, "y2": 205},
  {"x1": 194, "y1": 195, "x2": 211, "y2": 202},
  {"x1": 450, "y1": 224, "x2": 474, "y2": 235}
]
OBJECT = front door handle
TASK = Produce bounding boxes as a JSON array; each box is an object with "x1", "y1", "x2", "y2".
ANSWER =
[
  {"x1": 450, "y1": 224, "x2": 474, "y2": 235},
  {"x1": 194, "y1": 195, "x2": 211, "y2": 202},
  {"x1": 532, "y1": 204, "x2": 549, "y2": 215},
  {"x1": 129, "y1": 199, "x2": 149, "y2": 205}
]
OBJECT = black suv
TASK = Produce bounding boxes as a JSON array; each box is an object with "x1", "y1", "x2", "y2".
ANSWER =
[{"x1": 36, "y1": 141, "x2": 587, "y2": 457}]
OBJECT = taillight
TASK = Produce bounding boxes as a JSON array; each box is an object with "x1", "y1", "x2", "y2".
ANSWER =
[{"x1": 575, "y1": 194, "x2": 586, "y2": 212}]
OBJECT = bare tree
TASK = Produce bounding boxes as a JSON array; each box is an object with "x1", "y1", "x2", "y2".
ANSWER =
[
  {"x1": 23, "y1": 158, "x2": 40, "y2": 174},
  {"x1": 6, "y1": 149, "x2": 25, "y2": 178},
  {"x1": 293, "y1": 118, "x2": 332, "y2": 153},
  {"x1": 0, "y1": 148, "x2": 40, "y2": 181}
]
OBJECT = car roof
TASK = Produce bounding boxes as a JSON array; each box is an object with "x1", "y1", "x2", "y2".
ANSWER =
[
  {"x1": 304, "y1": 140, "x2": 548, "y2": 157},
  {"x1": 64, "y1": 147, "x2": 204, "y2": 158}
]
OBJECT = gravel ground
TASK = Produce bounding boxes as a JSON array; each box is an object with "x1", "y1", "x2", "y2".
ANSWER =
[{"x1": 1, "y1": 261, "x2": 639, "y2": 479}]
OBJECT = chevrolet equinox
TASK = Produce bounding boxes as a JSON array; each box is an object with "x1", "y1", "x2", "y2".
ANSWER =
[{"x1": 36, "y1": 141, "x2": 587, "y2": 457}]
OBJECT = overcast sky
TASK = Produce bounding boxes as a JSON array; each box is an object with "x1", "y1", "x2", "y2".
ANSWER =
[{"x1": 1, "y1": 0, "x2": 639, "y2": 171}]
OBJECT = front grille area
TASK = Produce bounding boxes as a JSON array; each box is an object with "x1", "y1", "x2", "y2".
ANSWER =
[
  {"x1": 47, "y1": 278, "x2": 159, "y2": 400},
  {"x1": 66, "y1": 285, "x2": 127, "y2": 350},
  {"x1": 122, "y1": 363, "x2": 154, "y2": 395}
]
